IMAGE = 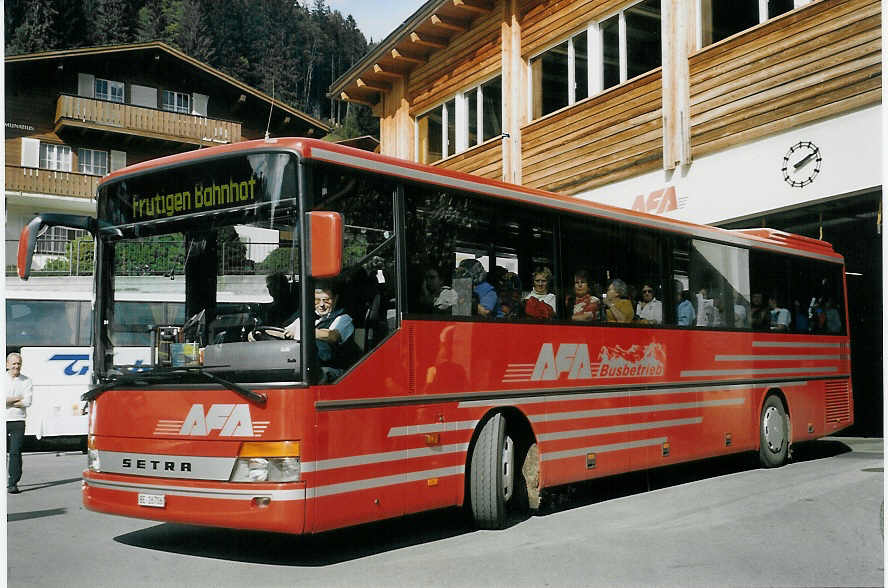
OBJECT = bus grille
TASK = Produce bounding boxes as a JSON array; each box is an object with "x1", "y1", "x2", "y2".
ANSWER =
[{"x1": 824, "y1": 380, "x2": 851, "y2": 423}]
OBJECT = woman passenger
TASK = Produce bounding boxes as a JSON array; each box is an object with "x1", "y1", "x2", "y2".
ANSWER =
[
  {"x1": 603, "y1": 278, "x2": 635, "y2": 323},
  {"x1": 567, "y1": 269, "x2": 600, "y2": 322},
  {"x1": 635, "y1": 283, "x2": 662, "y2": 324},
  {"x1": 524, "y1": 266, "x2": 557, "y2": 320}
]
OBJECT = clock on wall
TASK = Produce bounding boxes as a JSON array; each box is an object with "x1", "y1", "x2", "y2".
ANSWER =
[{"x1": 782, "y1": 141, "x2": 822, "y2": 188}]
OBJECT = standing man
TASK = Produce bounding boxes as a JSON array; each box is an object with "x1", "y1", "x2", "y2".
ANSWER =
[{"x1": 6, "y1": 352, "x2": 32, "y2": 494}]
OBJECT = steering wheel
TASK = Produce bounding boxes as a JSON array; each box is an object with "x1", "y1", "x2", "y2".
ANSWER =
[{"x1": 247, "y1": 326, "x2": 295, "y2": 342}]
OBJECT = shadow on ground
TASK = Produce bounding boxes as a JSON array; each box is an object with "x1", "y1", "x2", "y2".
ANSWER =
[
  {"x1": 115, "y1": 507, "x2": 474, "y2": 566},
  {"x1": 113, "y1": 439, "x2": 857, "y2": 565}
]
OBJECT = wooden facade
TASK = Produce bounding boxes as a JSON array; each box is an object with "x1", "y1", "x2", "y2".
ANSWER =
[{"x1": 331, "y1": 0, "x2": 881, "y2": 196}]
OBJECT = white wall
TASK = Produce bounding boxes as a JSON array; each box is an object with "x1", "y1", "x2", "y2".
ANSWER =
[{"x1": 574, "y1": 105, "x2": 882, "y2": 225}]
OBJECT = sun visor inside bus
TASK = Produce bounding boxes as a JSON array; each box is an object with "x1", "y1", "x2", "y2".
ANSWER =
[{"x1": 203, "y1": 340, "x2": 300, "y2": 381}]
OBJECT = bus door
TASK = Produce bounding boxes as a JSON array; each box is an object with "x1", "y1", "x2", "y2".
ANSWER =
[{"x1": 309, "y1": 164, "x2": 408, "y2": 532}]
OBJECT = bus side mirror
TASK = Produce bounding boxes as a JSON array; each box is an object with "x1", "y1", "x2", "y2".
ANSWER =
[
  {"x1": 17, "y1": 213, "x2": 97, "y2": 280},
  {"x1": 307, "y1": 211, "x2": 343, "y2": 278}
]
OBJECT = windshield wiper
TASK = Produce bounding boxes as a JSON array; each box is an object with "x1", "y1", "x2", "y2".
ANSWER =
[{"x1": 83, "y1": 368, "x2": 266, "y2": 405}]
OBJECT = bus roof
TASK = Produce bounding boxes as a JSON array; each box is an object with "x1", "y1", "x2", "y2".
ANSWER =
[{"x1": 100, "y1": 138, "x2": 844, "y2": 264}]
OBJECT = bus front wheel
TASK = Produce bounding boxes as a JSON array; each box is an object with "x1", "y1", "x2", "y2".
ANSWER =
[
  {"x1": 759, "y1": 395, "x2": 790, "y2": 468},
  {"x1": 469, "y1": 413, "x2": 514, "y2": 529}
]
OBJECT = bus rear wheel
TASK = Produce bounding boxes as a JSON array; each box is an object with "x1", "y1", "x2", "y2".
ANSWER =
[
  {"x1": 759, "y1": 395, "x2": 790, "y2": 468},
  {"x1": 469, "y1": 413, "x2": 514, "y2": 529}
]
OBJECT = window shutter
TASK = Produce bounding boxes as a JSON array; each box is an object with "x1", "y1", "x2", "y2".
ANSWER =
[
  {"x1": 130, "y1": 84, "x2": 157, "y2": 108},
  {"x1": 78, "y1": 73, "x2": 95, "y2": 98},
  {"x1": 21, "y1": 138, "x2": 39, "y2": 168},
  {"x1": 110, "y1": 150, "x2": 127, "y2": 172},
  {"x1": 191, "y1": 93, "x2": 209, "y2": 116}
]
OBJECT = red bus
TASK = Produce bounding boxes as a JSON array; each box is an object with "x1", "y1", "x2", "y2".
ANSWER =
[{"x1": 18, "y1": 138, "x2": 852, "y2": 533}]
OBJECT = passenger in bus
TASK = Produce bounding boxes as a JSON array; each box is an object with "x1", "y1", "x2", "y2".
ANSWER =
[
  {"x1": 695, "y1": 287, "x2": 716, "y2": 327},
  {"x1": 261, "y1": 272, "x2": 299, "y2": 326},
  {"x1": 792, "y1": 299, "x2": 810, "y2": 333},
  {"x1": 567, "y1": 269, "x2": 600, "y2": 321},
  {"x1": 675, "y1": 281, "x2": 696, "y2": 326},
  {"x1": 420, "y1": 267, "x2": 458, "y2": 313},
  {"x1": 733, "y1": 293, "x2": 749, "y2": 327},
  {"x1": 456, "y1": 258, "x2": 500, "y2": 317},
  {"x1": 750, "y1": 293, "x2": 769, "y2": 330},
  {"x1": 498, "y1": 271, "x2": 524, "y2": 319},
  {"x1": 824, "y1": 298, "x2": 842, "y2": 333},
  {"x1": 768, "y1": 295, "x2": 791, "y2": 332},
  {"x1": 283, "y1": 280, "x2": 359, "y2": 383},
  {"x1": 524, "y1": 266, "x2": 557, "y2": 320},
  {"x1": 603, "y1": 279, "x2": 635, "y2": 323},
  {"x1": 635, "y1": 283, "x2": 662, "y2": 324}
]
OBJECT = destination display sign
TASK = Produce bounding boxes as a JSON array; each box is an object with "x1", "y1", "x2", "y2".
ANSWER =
[{"x1": 99, "y1": 152, "x2": 297, "y2": 226}]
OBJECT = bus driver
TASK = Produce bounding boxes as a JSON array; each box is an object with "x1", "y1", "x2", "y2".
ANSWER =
[{"x1": 283, "y1": 280, "x2": 360, "y2": 383}]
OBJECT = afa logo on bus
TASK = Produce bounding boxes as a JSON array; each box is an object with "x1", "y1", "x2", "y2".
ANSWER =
[{"x1": 531, "y1": 342, "x2": 666, "y2": 381}]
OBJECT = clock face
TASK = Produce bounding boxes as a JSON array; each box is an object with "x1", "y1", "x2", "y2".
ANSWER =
[{"x1": 782, "y1": 141, "x2": 822, "y2": 188}]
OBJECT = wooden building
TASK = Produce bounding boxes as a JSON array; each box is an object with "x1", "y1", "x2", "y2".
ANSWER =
[
  {"x1": 330, "y1": 0, "x2": 882, "y2": 433},
  {"x1": 5, "y1": 41, "x2": 328, "y2": 268}
]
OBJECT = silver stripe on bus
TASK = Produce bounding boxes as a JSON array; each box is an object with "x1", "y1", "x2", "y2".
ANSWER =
[
  {"x1": 457, "y1": 382, "x2": 787, "y2": 408},
  {"x1": 530, "y1": 398, "x2": 745, "y2": 423},
  {"x1": 387, "y1": 420, "x2": 479, "y2": 437},
  {"x1": 84, "y1": 477, "x2": 306, "y2": 501},
  {"x1": 307, "y1": 465, "x2": 465, "y2": 498},
  {"x1": 538, "y1": 417, "x2": 703, "y2": 442},
  {"x1": 542, "y1": 437, "x2": 668, "y2": 462},
  {"x1": 681, "y1": 367, "x2": 838, "y2": 377},
  {"x1": 301, "y1": 443, "x2": 470, "y2": 473},
  {"x1": 752, "y1": 341, "x2": 844, "y2": 348},
  {"x1": 715, "y1": 354, "x2": 845, "y2": 361},
  {"x1": 310, "y1": 147, "x2": 844, "y2": 264}
]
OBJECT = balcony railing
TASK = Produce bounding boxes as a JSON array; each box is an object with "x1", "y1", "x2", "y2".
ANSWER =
[
  {"x1": 55, "y1": 94, "x2": 242, "y2": 146},
  {"x1": 5, "y1": 165, "x2": 100, "y2": 199}
]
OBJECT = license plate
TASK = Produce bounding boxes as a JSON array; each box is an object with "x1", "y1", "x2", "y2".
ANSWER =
[{"x1": 137, "y1": 493, "x2": 166, "y2": 508}]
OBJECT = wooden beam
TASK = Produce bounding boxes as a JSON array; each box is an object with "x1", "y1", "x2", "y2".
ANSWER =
[
  {"x1": 410, "y1": 31, "x2": 448, "y2": 50},
  {"x1": 357, "y1": 78, "x2": 391, "y2": 93},
  {"x1": 373, "y1": 63, "x2": 405, "y2": 80},
  {"x1": 340, "y1": 91, "x2": 375, "y2": 107},
  {"x1": 430, "y1": 14, "x2": 468, "y2": 33},
  {"x1": 391, "y1": 47, "x2": 426, "y2": 65},
  {"x1": 453, "y1": 0, "x2": 492, "y2": 14}
]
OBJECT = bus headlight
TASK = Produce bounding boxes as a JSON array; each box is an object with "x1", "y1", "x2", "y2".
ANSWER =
[
  {"x1": 87, "y1": 435, "x2": 100, "y2": 472},
  {"x1": 229, "y1": 442, "x2": 301, "y2": 483}
]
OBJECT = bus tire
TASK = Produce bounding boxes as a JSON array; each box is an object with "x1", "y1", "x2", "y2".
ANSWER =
[
  {"x1": 469, "y1": 413, "x2": 514, "y2": 529},
  {"x1": 759, "y1": 395, "x2": 789, "y2": 468}
]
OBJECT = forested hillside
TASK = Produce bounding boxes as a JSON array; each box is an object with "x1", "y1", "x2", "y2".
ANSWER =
[{"x1": 4, "y1": 0, "x2": 378, "y2": 138}]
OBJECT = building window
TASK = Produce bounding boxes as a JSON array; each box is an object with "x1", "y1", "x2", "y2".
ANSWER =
[
  {"x1": 78, "y1": 148, "x2": 108, "y2": 176},
  {"x1": 698, "y1": 0, "x2": 803, "y2": 48},
  {"x1": 95, "y1": 78, "x2": 124, "y2": 103},
  {"x1": 416, "y1": 75, "x2": 503, "y2": 164},
  {"x1": 39, "y1": 143, "x2": 72, "y2": 171},
  {"x1": 162, "y1": 90, "x2": 190, "y2": 114},
  {"x1": 36, "y1": 226, "x2": 86, "y2": 255},
  {"x1": 530, "y1": 0, "x2": 661, "y2": 120}
]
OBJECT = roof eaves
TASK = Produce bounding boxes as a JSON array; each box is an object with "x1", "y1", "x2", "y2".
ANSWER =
[
  {"x1": 328, "y1": 0, "x2": 448, "y2": 98},
  {"x1": 7, "y1": 41, "x2": 329, "y2": 133}
]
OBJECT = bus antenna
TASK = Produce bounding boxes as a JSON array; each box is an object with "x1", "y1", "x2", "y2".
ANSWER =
[{"x1": 265, "y1": 74, "x2": 275, "y2": 142}]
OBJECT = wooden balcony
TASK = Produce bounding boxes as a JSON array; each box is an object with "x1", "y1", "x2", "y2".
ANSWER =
[
  {"x1": 5, "y1": 165, "x2": 100, "y2": 200},
  {"x1": 55, "y1": 94, "x2": 242, "y2": 146}
]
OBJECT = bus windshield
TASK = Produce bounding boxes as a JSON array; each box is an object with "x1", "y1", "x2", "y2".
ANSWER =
[{"x1": 96, "y1": 152, "x2": 303, "y2": 384}]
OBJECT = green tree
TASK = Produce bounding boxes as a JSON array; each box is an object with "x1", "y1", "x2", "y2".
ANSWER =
[{"x1": 7, "y1": 0, "x2": 59, "y2": 55}]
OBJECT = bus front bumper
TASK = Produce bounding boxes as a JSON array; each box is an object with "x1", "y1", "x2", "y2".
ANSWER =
[{"x1": 82, "y1": 471, "x2": 306, "y2": 534}]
